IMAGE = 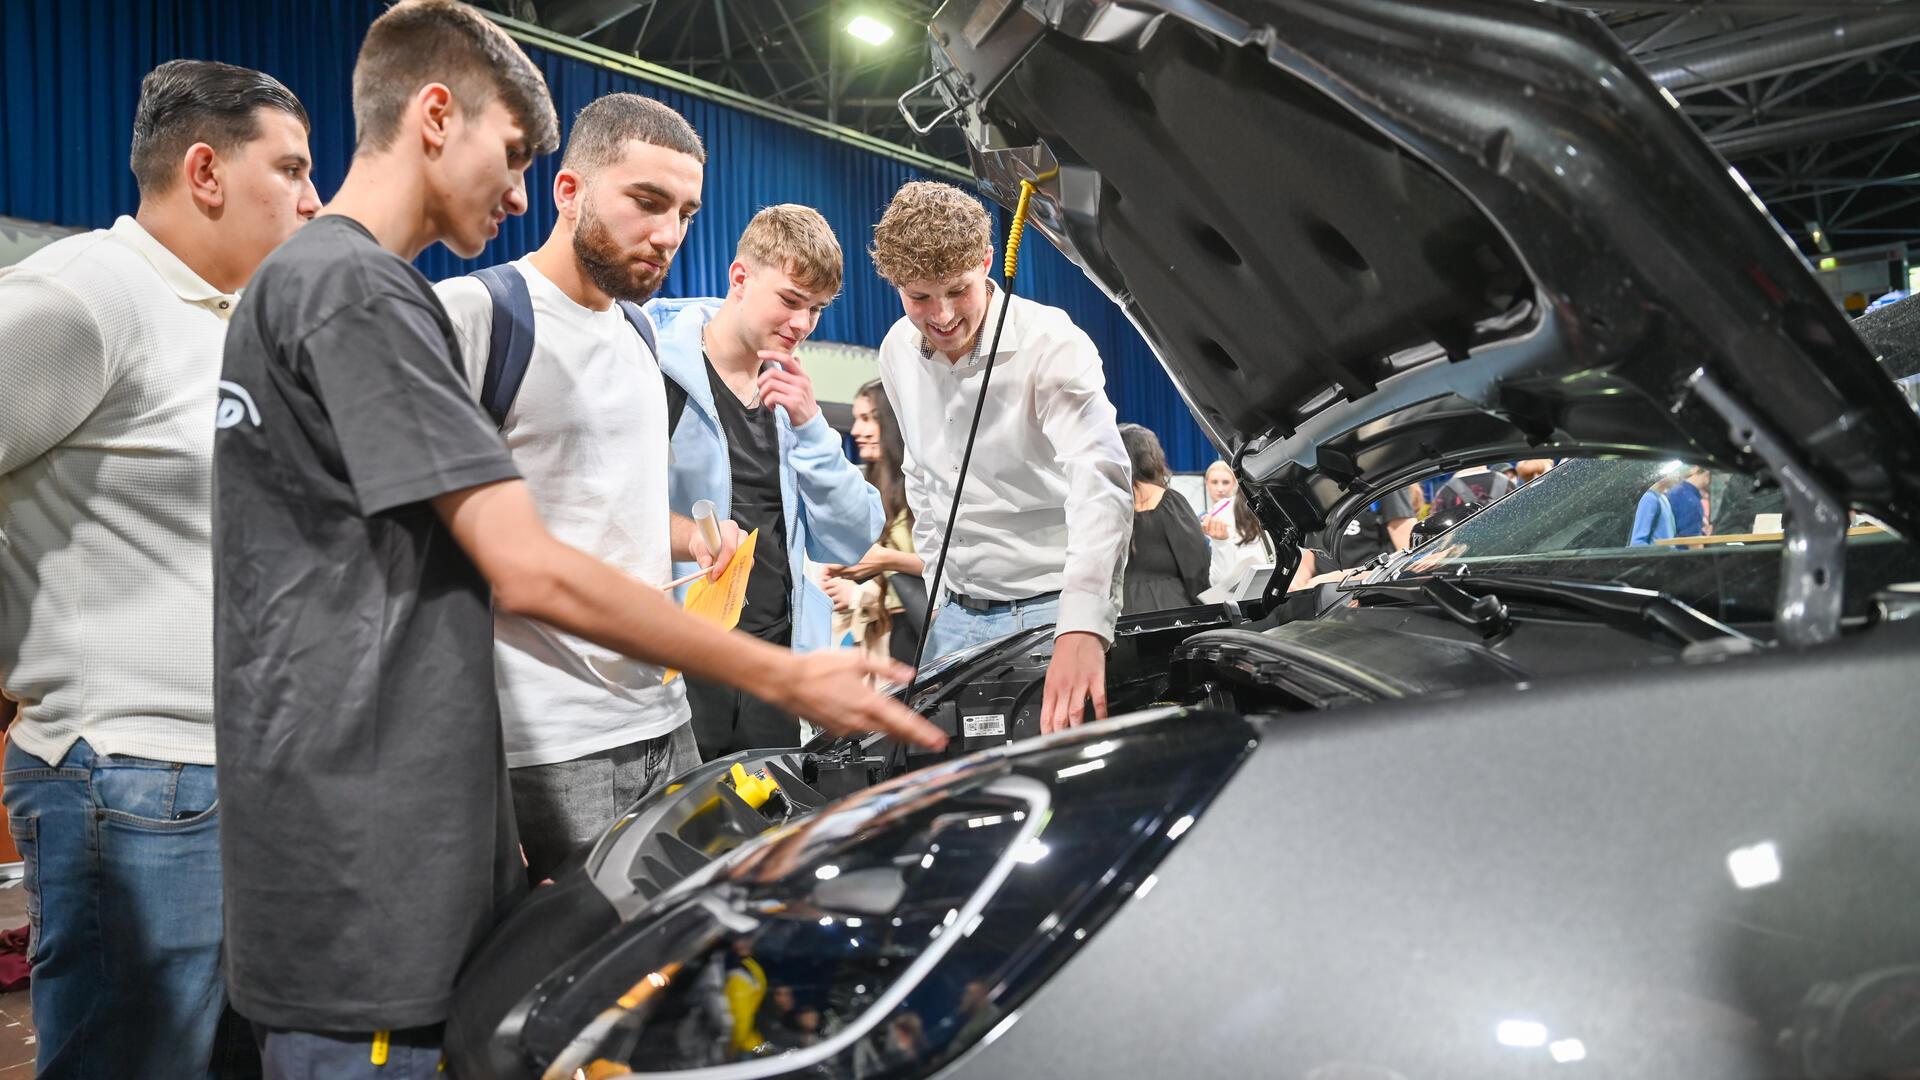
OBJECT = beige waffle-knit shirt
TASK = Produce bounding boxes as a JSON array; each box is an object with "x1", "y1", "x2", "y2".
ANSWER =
[{"x1": 0, "y1": 216, "x2": 238, "y2": 766}]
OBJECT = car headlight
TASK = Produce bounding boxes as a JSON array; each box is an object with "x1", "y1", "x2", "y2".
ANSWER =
[{"x1": 499, "y1": 707, "x2": 1258, "y2": 1079}]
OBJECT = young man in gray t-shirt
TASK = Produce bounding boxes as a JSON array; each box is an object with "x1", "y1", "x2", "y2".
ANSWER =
[{"x1": 214, "y1": 3, "x2": 939, "y2": 1071}]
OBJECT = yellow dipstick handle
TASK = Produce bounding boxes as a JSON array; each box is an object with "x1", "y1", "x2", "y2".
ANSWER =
[{"x1": 1004, "y1": 179, "x2": 1036, "y2": 282}]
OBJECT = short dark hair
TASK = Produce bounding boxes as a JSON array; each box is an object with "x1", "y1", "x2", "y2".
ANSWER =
[
  {"x1": 1119, "y1": 423, "x2": 1170, "y2": 486},
  {"x1": 351, "y1": 0, "x2": 559, "y2": 157},
  {"x1": 129, "y1": 60, "x2": 310, "y2": 196},
  {"x1": 561, "y1": 93, "x2": 705, "y2": 173}
]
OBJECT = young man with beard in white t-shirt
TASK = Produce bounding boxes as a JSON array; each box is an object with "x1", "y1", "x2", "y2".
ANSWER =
[{"x1": 434, "y1": 94, "x2": 743, "y2": 882}]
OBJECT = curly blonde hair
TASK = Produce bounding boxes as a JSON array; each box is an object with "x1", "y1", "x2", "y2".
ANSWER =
[
  {"x1": 870, "y1": 181, "x2": 992, "y2": 287},
  {"x1": 738, "y1": 204, "x2": 843, "y2": 297}
]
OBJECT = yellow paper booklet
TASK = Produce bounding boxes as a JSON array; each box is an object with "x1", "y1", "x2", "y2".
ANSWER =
[{"x1": 665, "y1": 528, "x2": 757, "y2": 684}]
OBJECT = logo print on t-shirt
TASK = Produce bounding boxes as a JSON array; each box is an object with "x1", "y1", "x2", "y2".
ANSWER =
[{"x1": 216, "y1": 380, "x2": 262, "y2": 430}]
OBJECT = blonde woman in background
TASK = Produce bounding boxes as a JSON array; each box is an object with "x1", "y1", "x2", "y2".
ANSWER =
[{"x1": 1200, "y1": 461, "x2": 1275, "y2": 595}]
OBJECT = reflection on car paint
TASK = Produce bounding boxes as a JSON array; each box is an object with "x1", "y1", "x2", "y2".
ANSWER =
[{"x1": 469, "y1": 711, "x2": 1256, "y2": 1079}]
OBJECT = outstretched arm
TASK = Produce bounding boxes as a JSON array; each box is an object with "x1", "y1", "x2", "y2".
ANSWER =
[{"x1": 435, "y1": 478, "x2": 944, "y2": 748}]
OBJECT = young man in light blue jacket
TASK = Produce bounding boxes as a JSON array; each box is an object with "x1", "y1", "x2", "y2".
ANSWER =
[{"x1": 648, "y1": 205, "x2": 884, "y2": 757}]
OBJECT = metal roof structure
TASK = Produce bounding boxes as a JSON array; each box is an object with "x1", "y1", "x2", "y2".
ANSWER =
[
  {"x1": 477, "y1": 0, "x2": 1920, "y2": 257},
  {"x1": 1599, "y1": 2, "x2": 1920, "y2": 258}
]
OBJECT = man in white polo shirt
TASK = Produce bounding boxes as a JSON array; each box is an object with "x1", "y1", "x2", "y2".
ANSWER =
[
  {"x1": 871, "y1": 181, "x2": 1133, "y2": 734},
  {"x1": 435, "y1": 94, "x2": 738, "y2": 883},
  {"x1": 0, "y1": 60, "x2": 318, "y2": 1074}
]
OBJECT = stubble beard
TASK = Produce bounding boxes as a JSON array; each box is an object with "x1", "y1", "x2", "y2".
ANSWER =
[{"x1": 573, "y1": 202, "x2": 668, "y2": 304}]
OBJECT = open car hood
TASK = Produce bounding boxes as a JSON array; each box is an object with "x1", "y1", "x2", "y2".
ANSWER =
[{"x1": 913, "y1": 0, "x2": 1920, "y2": 539}]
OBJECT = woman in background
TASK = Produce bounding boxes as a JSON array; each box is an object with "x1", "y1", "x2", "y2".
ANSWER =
[
  {"x1": 824, "y1": 380, "x2": 926, "y2": 665},
  {"x1": 1120, "y1": 424, "x2": 1212, "y2": 613},
  {"x1": 1199, "y1": 461, "x2": 1274, "y2": 596}
]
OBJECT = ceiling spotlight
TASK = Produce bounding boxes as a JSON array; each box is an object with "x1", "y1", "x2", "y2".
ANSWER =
[{"x1": 847, "y1": 14, "x2": 895, "y2": 45}]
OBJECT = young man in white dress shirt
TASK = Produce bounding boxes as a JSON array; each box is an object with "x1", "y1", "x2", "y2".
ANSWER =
[
  {"x1": 0, "y1": 59, "x2": 319, "y2": 1075},
  {"x1": 871, "y1": 181, "x2": 1133, "y2": 733}
]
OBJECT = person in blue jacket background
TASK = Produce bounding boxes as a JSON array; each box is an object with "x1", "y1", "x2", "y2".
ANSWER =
[
  {"x1": 1629, "y1": 473, "x2": 1680, "y2": 546},
  {"x1": 648, "y1": 205, "x2": 883, "y2": 757}
]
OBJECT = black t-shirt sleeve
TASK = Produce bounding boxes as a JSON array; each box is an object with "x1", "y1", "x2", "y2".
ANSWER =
[{"x1": 302, "y1": 293, "x2": 518, "y2": 516}]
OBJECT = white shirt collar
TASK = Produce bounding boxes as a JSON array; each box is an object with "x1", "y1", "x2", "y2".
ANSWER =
[
  {"x1": 109, "y1": 216, "x2": 240, "y2": 315},
  {"x1": 514, "y1": 255, "x2": 624, "y2": 322}
]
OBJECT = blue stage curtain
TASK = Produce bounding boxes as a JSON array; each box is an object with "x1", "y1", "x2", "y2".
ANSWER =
[{"x1": 0, "y1": 0, "x2": 1213, "y2": 468}]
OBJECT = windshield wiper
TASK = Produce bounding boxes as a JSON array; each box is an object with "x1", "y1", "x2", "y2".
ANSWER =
[{"x1": 1341, "y1": 572, "x2": 1763, "y2": 648}]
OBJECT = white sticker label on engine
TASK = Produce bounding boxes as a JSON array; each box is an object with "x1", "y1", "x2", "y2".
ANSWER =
[{"x1": 963, "y1": 713, "x2": 1008, "y2": 737}]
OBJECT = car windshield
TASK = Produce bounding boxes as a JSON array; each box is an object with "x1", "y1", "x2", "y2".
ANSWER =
[{"x1": 1378, "y1": 456, "x2": 1920, "y2": 626}]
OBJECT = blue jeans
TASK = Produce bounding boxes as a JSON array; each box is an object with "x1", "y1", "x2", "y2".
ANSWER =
[
  {"x1": 921, "y1": 594, "x2": 1062, "y2": 665},
  {"x1": 3, "y1": 738, "x2": 231, "y2": 1078}
]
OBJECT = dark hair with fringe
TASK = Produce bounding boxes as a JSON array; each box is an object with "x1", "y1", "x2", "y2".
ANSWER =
[{"x1": 351, "y1": 0, "x2": 558, "y2": 157}]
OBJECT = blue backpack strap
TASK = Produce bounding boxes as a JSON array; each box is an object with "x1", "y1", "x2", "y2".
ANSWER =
[
  {"x1": 615, "y1": 299, "x2": 657, "y2": 359},
  {"x1": 620, "y1": 300, "x2": 687, "y2": 435},
  {"x1": 471, "y1": 264, "x2": 534, "y2": 429}
]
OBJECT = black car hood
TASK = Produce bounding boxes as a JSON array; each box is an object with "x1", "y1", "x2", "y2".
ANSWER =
[{"x1": 917, "y1": 0, "x2": 1920, "y2": 539}]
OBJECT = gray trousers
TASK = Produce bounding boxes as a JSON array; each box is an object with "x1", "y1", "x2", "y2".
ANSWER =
[
  {"x1": 509, "y1": 723, "x2": 701, "y2": 884},
  {"x1": 256, "y1": 1024, "x2": 443, "y2": 1079}
]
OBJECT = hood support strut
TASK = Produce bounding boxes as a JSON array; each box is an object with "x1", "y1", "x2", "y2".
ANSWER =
[{"x1": 1690, "y1": 371, "x2": 1846, "y2": 649}]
